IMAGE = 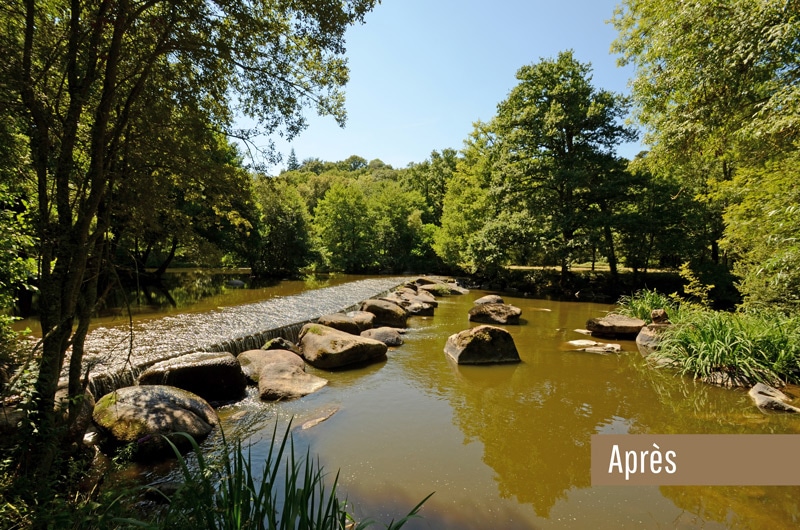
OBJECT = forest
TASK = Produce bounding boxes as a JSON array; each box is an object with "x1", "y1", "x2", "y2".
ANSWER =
[{"x1": 0, "y1": 0, "x2": 799, "y2": 528}]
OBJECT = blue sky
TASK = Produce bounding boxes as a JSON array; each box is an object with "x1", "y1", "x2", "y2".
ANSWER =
[{"x1": 259, "y1": 0, "x2": 641, "y2": 172}]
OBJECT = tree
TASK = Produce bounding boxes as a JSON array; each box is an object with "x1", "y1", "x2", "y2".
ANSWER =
[
  {"x1": 403, "y1": 148, "x2": 458, "y2": 225},
  {"x1": 493, "y1": 51, "x2": 636, "y2": 279},
  {"x1": 722, "y1": 151, "x2": 800, "y2": 312},
  {"x1": 363, "y1": 179, "x2": 432, "y2": 272},
  {"x1": 612, "y1": 0, "x2": 800, "y2": 164},
  {"x1": 612, "y1": 1, "x2": 800, "y2": 303},
  {"x1": 313, "y1": 181, "x2": 376, "y2": 272},
  {"x1": 435, "y1": 122, "x2": 497, "y2": 272},
  {"x1": 286, "y1": 148, "x2": 301, "y2": 171},
  {"x1": 250, "y1": 175, "x2": 315, "y2": 277},
  {"x1": 0, "y1": 0, "x2": 378, "y2": 492}
]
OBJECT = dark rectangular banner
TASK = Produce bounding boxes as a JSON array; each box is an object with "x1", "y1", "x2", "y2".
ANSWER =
[{"x1": 591, "y1": 434, "x2": 800, "y2": 485}]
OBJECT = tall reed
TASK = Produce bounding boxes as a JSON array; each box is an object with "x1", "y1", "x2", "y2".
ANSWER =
[
  {"x1": 659, "y1": 310, "x2": 800, "y2": 386},
  {"x1": 153, "y1": 422, "x2": 431, "y2": 530},
  {"x1": 616, "y1": 289, "x2": 686, "y2": 323},
  {"x1": 618, "y1": 290, "x2": 800, "y2": 385}
]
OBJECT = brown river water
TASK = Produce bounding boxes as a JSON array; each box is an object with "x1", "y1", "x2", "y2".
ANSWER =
[{"x1": 71, "y1": 275, "x2": 800, "y2": 528}]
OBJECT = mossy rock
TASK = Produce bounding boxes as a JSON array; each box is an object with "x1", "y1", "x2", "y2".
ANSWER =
[{"x1": 93, "y1": 385, "x2": 218, "y2": 460}]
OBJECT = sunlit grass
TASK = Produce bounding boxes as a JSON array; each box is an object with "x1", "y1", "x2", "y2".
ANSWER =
[
  {"x1": 617, "y1": 289, "x2": 687, "y2": 323},
  {"x1": 618, "y1": 290, "x2": 800, "y2": 386},
  {"x1": 659, "y1": 310, "x2": 800, "y2": 386}
]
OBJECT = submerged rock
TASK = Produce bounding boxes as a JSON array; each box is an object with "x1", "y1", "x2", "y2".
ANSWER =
[
  {"x1": 137, "y1": 351, "x2": 246, "y2": 403},
  {"x1": 238, "y1": 349, "x2": 327, "y2": 401},
  {"x1": 468, "y1": 303, "x2": 522, "y2": 325},
  {"x1": 474, "y1": 294, "x2": 504, "y2": 305},
  {"x1": 748, "y1": 383, "x2": 800, "y2": 413},
  {"x1": 298, "y1": 323, "x2": 388, "y2": 369},
  {"x1": 93, "y1": 385, "x2": 218, "y2": 459},
  {"x1": 565, "y1": 339, "x2": 621, "y2": 354},
  {"x1": 586, "y1": 313, "x2": 645, "y2": 339},
  {"x1": 444, "y1": 325, "x2": 520, "y2": 364}
]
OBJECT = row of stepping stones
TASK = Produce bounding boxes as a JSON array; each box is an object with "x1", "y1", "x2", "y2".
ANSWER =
[{"x1": 88, "y1": 276, "x2": 466, "y2": 459}]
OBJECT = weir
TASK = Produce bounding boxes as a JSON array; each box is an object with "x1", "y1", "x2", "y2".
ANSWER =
[{"x1": 77, "y1": 277, "x2": 408, "y2": 398}]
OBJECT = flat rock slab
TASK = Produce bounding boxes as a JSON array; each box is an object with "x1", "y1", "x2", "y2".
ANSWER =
[
  {"x1": 238, "y1": 349, "x2": 327, "y2": 401},
  {"x1": 444, "y1": 325, "x2": 521, "y2": 364},
  {"x1": 468, "y1": 303, "x2": 522, "y2": 325},
  {"x1": 298, "y1": 323, "x2": 388, "y2": 369},
  {"x1": 565, "y1": 339, "x2": 621, "y2": 354},
  {"x1": 474, "y1": 295, "x2": 504, "y2": 305},
  {"x1": 748, "y1": 383, "x2": 800, "y2": 413},
  {"x1": 93, "y1": 385, "x2": 218, "y2": 459},
  {"x1": 137, "y1": 351, "x2": 246, "y2": 403},
  {"x1": 586, "y1": 313, "x2": 645, "y2": 339}
]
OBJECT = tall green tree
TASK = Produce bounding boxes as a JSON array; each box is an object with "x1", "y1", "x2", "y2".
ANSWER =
[
  {"x1": 0, "y1": 0, "x2": 378, "y2": 492},
  {"x1": 612, "y1": 0, "x2": 800, "y2": 163},
  {"x1": 313, "y1": 181, "x2": 376, "y2": 273},
  {"x1": 722, "y1": 151, "x2": 800, "y2": 312},
  {"x1": 493, "y1": 51, "x2": 636, "y2": 279},
  {"x1": 250, "y1": 175, "x2": 314, "y2": 277},
  {"x1": 612, "y1": 0, "x2": 800, "y2": 303},
  {"x1": 403, "y1": 148, "x2": 458, "y2": 225}
]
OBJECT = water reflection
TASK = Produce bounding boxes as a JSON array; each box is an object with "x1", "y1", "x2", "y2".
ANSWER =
[
  {"x1": 284, "y1": 292, "x2": 800, "y2": 528},
  {"x1": 105, "y1": 281, "x2": 800, "y2": 529}
]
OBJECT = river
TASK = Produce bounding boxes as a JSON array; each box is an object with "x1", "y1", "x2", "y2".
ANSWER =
[{"x1": 89, "y1": 275, "x2": 800, "y2": 528}]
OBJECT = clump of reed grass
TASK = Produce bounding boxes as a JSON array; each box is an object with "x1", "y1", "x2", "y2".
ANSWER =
[
  {"x1": 657, "y1": 310, "x2": 800, "y2": 386},
  {"x1": 618, "y1": 290, "x2": 800, "y2": 386},
  {"x1": 154, "y1": 422, "x2": 431, "y2": 530},
  {"x1": 616, "y1": 289, "x2": 686, "y2": 323}
]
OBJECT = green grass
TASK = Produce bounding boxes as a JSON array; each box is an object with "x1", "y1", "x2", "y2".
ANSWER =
[
  {"x1": 619, "y1": 290, "x2": 800, "y2": 386},
  {"x1": 617, "y1": 289, "x2": 686, "y2": 323},
  {"x1": 658, "y1": 310, "x2": 800, "y2": 386}
]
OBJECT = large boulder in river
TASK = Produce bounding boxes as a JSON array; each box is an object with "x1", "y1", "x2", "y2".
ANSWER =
[
  {"x1": 586, "y1": 313, "x2": 645, "y2": 339},
  {"x1": 636, "y1": 323, "x2": 671, "y2": 357},
  {"x1": 418, "y1": 281, "x2": 469, "y2": 296},
  {"x1": 360, "y1": 299, "x2": 408, "y2": 328},
  {"x1": 298, "y1": 323, "x2": 388, "y2": 369},
  {"x1": 316, "y1": 313, "x2": 361, "y2": 335},
  {"x1": 468, "y1": 303, "x2": 522, "y2": 325},
  {"x1": 444, "y1": 325, "x2": 520, "y2": 364},
  {"x1": 345, "y1": 310, "x2": 376, "y2": 332},
  {"x1": 137, "y1": 351, "x2": 246, "y2": 403},
  {"x1": 381, "y1": 292, "x2": 435, "y2": 316},
  {"x1": 238, "y1": 349, "x2": 327, "y2": 401},
  {"x1": 361, "y1": 327, "x2": 404, "y2": 347},
  {"x1": 261, "y1": 336, "x2": 301, "y2": 355},
  {"x1": 93, "y1": 385, "x2": 218, "y2": 459}
]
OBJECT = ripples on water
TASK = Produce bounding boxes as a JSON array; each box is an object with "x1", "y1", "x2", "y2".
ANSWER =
[{"x1": 77, "y1": 277, "x2": 408, "y2": 395}]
